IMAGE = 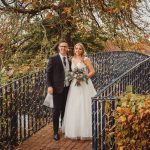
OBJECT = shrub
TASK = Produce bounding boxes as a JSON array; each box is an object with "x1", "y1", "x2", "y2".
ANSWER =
[{"x1": 115, "y1": 93, "x2": 150, "y2": 150}]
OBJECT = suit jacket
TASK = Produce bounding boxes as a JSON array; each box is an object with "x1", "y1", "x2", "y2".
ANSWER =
[{"x1": 46, "y1": 54, "x2": 71, "y2": 93}]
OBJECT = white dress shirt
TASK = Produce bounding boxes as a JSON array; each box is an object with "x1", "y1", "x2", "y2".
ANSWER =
[
  {"x1": 59, "y1": 53, "x2": 70, "y2": 87},
  {"x1": 59, "y1": 53, "x2": 69, "y2": 71}
]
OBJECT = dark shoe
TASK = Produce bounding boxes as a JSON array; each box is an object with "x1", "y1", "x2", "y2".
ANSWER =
[{"x1": 53, "y1": 133, "x2": 60, "y2": 141}]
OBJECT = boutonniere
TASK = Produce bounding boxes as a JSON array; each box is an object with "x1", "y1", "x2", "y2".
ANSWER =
[{"x1": 67, "y1": 56, "x2": 72, "y2": 62}]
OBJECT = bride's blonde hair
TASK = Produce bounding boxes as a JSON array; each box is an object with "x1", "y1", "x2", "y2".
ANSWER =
[{"x1": 74, "y1": 42, "x2": 87, "y2": 57}]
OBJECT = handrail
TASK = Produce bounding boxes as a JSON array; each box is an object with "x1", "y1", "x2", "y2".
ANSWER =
[
  {"x1": 0, "y1": 69, "x2": 47, "y2": 88},
  {"x1": 92, "y1": 56, "x2": 150, "y2": 150},
  {"x1": 1, "y1": 51, "x2": 149, "y2": 88},
  {"x1": 93, "y1": 56, "x2": 150, "y2": 98},
  {"x1": 88, "y1": 50, "x2": 149, "y2": 57}
]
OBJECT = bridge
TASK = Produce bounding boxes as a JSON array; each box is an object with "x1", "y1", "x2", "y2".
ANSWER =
[{"x1": 0, "y1": 51, "x2": 149, "y2": 150}]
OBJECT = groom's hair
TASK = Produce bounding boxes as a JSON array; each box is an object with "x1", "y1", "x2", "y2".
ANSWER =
[{"x1": 55, "y1": 40, "x2": 69, "y2": 52}]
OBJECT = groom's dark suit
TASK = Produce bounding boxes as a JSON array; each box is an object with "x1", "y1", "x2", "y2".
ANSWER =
[{"x1": 47, "y1": 54, "x2": 71, "y2": 134}]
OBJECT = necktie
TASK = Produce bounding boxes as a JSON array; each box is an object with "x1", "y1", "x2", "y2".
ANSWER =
[{"x1": 63, "y1": 57, "x2": 66, "y2": 66}]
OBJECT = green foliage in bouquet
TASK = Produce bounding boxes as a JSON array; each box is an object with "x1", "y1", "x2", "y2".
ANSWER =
[{"x1": 65, "y1": 67, "x2": 89, "y2": 86}]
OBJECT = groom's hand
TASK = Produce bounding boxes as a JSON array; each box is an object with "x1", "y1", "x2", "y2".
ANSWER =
[{"x1": 48, "y1": 87, "x2": 53, "y2": 94}]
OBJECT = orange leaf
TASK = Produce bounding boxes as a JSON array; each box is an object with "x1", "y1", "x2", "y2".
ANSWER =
[
  {"x1": 46, "y1": 12, "x2": 53, "y2": 19},
  {"x1": 128, "y1": 115, "x2": 133, "y2": 122},
  {"x1": 116, "y1": 107, "x2": 131, "y2": 115},
  {"x1": 144, "y1": 100, "x2": 150, "y2": 107}
]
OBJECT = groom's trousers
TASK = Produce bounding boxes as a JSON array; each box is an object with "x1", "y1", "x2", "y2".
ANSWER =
[{"x1": 53, "y1": 87, "x2": 69, "y2": 134}]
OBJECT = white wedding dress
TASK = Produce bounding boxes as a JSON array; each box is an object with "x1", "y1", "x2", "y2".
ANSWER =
[{"x1": 62, "y1": 60, "x2": 97, "y2": 139}]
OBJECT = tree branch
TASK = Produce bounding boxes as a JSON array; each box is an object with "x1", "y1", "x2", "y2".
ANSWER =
[{"x1": 0, "y1": 1, "x2": 60, "y2": 15}]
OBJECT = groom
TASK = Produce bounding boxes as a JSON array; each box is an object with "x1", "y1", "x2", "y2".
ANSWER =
[{"x1": 47, "y1": 40, "x2": 71, "y2": 141}]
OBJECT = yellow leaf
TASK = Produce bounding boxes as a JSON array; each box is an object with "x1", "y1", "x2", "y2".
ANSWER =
[
  {"x1": 130, "y1": 139, "x2": 136, "y2": 144},
  {"x1": 119, "y1": 116, "x2": 126, "y2": 122},
  {"x1": 18, "y1": 65, "x2": 30, "y2": 74},
  {"x1": 119, "y1": 146, "x2": 124, "y2": 150},
  {"x1": 63, "y1": 7, "x2": 71, "y2": 15}
]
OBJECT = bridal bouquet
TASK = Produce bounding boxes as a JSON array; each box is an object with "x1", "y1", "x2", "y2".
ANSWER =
[{"x1": 65, "y1": 67, "x2": 89, "y2": 86}]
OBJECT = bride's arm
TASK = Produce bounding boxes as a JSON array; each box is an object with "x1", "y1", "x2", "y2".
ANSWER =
[{"x1": 84, "y1": 57, "x2": 95, "y2": 78}]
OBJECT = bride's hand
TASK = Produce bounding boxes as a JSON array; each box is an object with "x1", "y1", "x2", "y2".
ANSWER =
[
  {"x1": 48, "y1": 87, "x2": 53, "y2": 94},
  {"x1": 76, "y1": 80, "x2": 81, "y2": 86}
]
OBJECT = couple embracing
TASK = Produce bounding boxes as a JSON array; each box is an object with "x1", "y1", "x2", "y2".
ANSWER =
[{"x1": 46, "y1": 41, "x2": 96, "y2": 141}]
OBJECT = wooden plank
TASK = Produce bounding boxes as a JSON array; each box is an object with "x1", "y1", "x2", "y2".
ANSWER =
[{"x1": 15, "y1": 124, "x2": 92, "y2": 150}]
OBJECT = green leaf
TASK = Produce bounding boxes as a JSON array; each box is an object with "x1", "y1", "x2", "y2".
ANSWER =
[{"x1": 131, "y1": 105, "x2": 136, "y2": 113}]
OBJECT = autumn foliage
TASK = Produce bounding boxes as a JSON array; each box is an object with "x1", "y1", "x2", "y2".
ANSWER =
[
  {"x1": 0, "y1": 0, "x2": 150, "y2": 84},
  {"x1": 115, "y1": 93, "x2": 150, "y2": 150}
]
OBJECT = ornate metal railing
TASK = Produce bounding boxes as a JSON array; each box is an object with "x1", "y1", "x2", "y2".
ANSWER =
[
  {"x1": 0, "y1": 69, "x2": 52, "y2": 150},
  {"x1": 89, "y1": 51, "x2": 149, "y2": 91},
  {"x1": 0, "y1": 51, "x2": 149, "y2": 150},
  {"x1": 92, "y1": 57, "x2": 150, "y2": 150}
]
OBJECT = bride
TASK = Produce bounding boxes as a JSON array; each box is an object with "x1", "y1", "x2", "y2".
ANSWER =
[{"x1": 62, "y1": 42, "x2": 97, "y2": 139}]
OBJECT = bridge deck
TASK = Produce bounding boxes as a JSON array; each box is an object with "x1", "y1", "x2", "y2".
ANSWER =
[{"x1": 15, "y1": 123, "x2": 92, "y2": 150}]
